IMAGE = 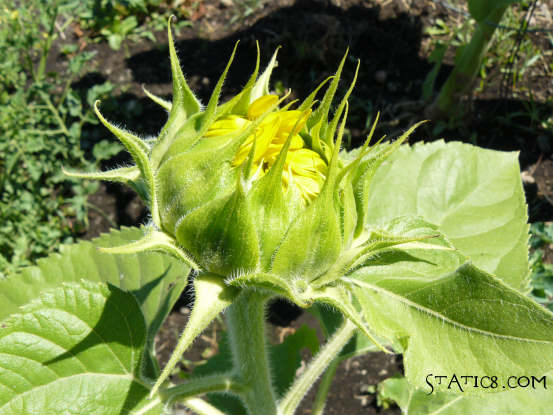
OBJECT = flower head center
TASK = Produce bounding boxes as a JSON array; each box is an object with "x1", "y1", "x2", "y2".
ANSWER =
[{"x1": 206, "y1": 95, "x2": 328, "y2": 201}]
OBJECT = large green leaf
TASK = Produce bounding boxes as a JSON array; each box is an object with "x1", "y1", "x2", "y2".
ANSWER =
[
  {"x1": 364, "y1": 141, "x2": 529, "y2": 291},
  {"x1": 0, "y1": 227, "x2": 189, "y2": 347},
  {"x1": 348, "y1": 261, "x2": 553, "y2": 393},
  {"x1": 0, "y1": 281, "x2": 162, "y2": 414},
  {"x1": 379, "y1": 373, "x2": 552, "y2": 415}
]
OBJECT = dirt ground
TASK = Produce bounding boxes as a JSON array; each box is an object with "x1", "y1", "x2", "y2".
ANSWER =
[{"x1": 73, "y1": 0, "x2": 553, "y2": 413}]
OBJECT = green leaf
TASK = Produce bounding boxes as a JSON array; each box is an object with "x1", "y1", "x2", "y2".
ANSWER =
[
  {"x1": 379, "y1": 374, "x2": 553, "y2": 415},
  {"x1": 227, "y1": 272, "x2": 312, "y2": 307},
  {"x1": 0, "y1": 226, "x2": 190, "y2": 376},
  {"x1": 149, "y1": 18, "x2": 202, "y2": 169},
  {"x1": 234, "y1": 42, "x2": 260, "y2": 115},
  {"x1": 93, "y1": 101, "x2": 160, "y2": 227},
  {"x1": 98, "y1": 228, "x2": 199, "y2": 270},
  {"x1": 308, "y1": 51, "x2": 347, "y2": 139},
  {"x1": 143, "y1": 86, "x2": 172, "y2": 111},
  {"x1": 166, "y1": 18, "x2": 201, "y2": 119},
  {"x1": 156, "y1": 134, "x2": 240, "y2": 233},
  {"x1": 0, "y1": 281, "x2": 163, "y2": 414},
  {"x1": 198, "y1": 42, "x2": 238, "y2": 134},
  {"x1": 247, "y1": 157, "x2": 292, "y2": 268},
  {"x1": 316, "y1": 215, "x2": 447, "y2": 288},
  {"x1": 364, "y1": 141, "x2": 529, "y2": 291},
  {"x1": 349, "y1": 262, "x2": 553, "y2": 393},
  {"x1": 350, "y1": 215, "x2": 465, "y2": 280}
]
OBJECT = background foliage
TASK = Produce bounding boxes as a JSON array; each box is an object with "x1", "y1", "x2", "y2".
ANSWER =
[{"x1": 0, "y1": 0, "x2": 114, "y2": 276}]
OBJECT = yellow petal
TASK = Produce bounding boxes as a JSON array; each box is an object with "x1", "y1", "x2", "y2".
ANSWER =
[
  {"x1": 265, "y1": 134, "x2": 305, "y2": 163},
  {"x1": 247, "y1": 95, "x2": 279, "y2": 120},
  {"x1": 291, "y1": 175, "x2": 324, "y2": 200},
  {"x1": 278, "y1": 109, "x2": 311, "y2": 135},
  {"x1": 205, "y1": 115, "x2": 249, "y2": 137},
  {"x1": 287, "y1": 148, "x2": 328, "y2": 177},
  {"x1": 233, "y1": 117, "x2": 280, "y2": 166}
]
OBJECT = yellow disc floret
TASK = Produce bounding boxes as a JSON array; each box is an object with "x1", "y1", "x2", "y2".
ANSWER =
[{"x1": 206, "y1": 95, "x2": 327, "y2": 201}]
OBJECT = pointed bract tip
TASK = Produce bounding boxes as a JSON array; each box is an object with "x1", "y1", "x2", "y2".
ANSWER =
[
  {"x1": 335, "y1": 101, "x2": 348, "y2": 154},
  {"x1": 143, "y1": 85, "x2": 172, "y2": 111},
  {"x1": 363, "y1": 111, "x2": 380, "y2": 149}
]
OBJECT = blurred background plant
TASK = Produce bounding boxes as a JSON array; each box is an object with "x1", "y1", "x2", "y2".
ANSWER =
[
  {"x1": 0, "y1": 0, "x2": 120, "y2": 277},
  {"x1": 421, "y1": 0, "x2": 552, "y2": 134},
  {"x1": 77, "y1": 0, "x2": 265, "y2": 50},
  {"x1": 427, "y1": 0, "x2": 523, "y2": 118},
  {"x1": 529, "y1": 222, "x2": 553, "y2": 311},
  {"x1": 78, "y1": 0, "x2": 193, "y2": 50}
]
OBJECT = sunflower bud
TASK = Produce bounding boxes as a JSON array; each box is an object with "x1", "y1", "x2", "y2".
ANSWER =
[{"x1": 67, "y1": 20, "x2": 423, "y2": 300}]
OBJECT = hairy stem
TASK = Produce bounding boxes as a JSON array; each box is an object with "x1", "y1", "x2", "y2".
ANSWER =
[
  {"x1": 150, "y1": 274, "x2": 236, "y2": 398},
  {"x1": 279, "y1": 319, "x2": 356, "y2": 415},
  {"x1": 181, "y1": 397, "x2": 226, "y2": 415},
  {"x1": 311, "y1": 358, "x2": 340, "y2": 415},
  {"x1": 163, "y1": 374, "x2": 244, "y2": 404},
  {"x1": 226, "y1": 290, "x2": 278, "y2": 415}
]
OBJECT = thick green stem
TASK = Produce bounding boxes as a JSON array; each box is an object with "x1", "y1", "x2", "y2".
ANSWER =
[
  {"x1": 279, "y1": 319, "x2": 356, "y2": 415},
  {"x1": 432, "y1": 5, "x2": 509, "y2": 117},
  {"x1": 226, "y1": 290, "x2": 278, "y2": 415}
]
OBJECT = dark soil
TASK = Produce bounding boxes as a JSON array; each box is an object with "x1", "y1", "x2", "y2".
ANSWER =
[{"x1": 64, "y1": 0, "x2": 553, "y2": 413}]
